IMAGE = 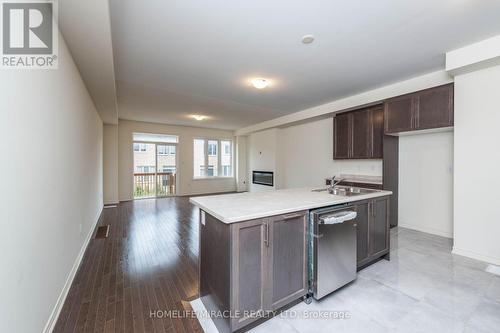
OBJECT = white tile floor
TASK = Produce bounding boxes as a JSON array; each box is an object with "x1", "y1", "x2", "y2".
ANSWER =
[{"x1": 194, "y1": 227, "x2": 500, "y2": 333}]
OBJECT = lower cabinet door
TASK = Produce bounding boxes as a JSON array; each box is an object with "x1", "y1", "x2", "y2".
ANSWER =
[
  {"x1": 355, "y1": 202, "x2": 370, "y2": 267},
  {"x1": 370, "y1": 198, "x2": 389, "y2": 256},
  {"x1": 268, "y1": 212, "x2": 307, "y2": 310},
  {"x1": 230, "y1": 219, "x2": 267, "y2": 330}
]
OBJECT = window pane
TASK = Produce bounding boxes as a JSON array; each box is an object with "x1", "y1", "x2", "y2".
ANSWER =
[
  {"x1": 134, "y1": 143, "x2": 155, "y2": 173},
  {"x1": 208, "y1": 140, "x2": 218, "y2": 176},
  {"x1": 193, "y1": 139, "x2": 205, "y2": 177},
  {"x1": 221, "y1": 140, "x2": 232, "y2": 176},
  {"x1": 207, "y1": 166, "x2": 214, "y2": 176},
  {"x1": 133, "y1": 133, "x2": 179, "y2": 143},
  {"x1": 208, "y1": 141, "x2": 217, "y2": 156},
  {"x1": 157, "y1": 145, "x2": 176, "y2": 177}
]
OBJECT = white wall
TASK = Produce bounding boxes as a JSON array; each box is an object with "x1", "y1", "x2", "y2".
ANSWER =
[
  {"x1": 453, "y1": 64, "x2": 500, "y2": 265},
  {"x1": 246, "y1": 119, "x2": 382, "y2": 191},
  {"x1": 118, "y1": 120, "x2": 236, "y2": 200},
  {"x1": 398, "y1": 131, "x2": 454, "y2": 238},
  {"x1": 278, "y1": 118, "x2": 382, "y2": 189},
  {"x1": 103, "y1": 124, "x2": 119, "y2": 204},
  {"x1": 0, "y1": 34, "x2": 103, "y2": 333},
  {"x1": 247, "y1": 129, "x2": 280, "y2": 192},
  {"x1": 236, "y1": 136, "x2": 248, "y2": 192}
]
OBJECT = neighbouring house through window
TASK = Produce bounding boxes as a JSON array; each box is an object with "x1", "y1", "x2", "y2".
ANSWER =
[
  {"x1": 193, "y1": 138, "x2": 233, "y2": 178},
  {"x1": 133, "y1": 143, "x2": 147, "y2": 152}
]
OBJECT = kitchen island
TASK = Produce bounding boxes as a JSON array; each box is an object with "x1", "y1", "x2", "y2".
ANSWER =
[{"x1": 190, "y1": 187, "x2": 392, "y2": 333}]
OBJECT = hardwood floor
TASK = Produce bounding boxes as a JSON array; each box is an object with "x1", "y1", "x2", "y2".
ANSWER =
[{"x1": 53, "y1": 197, "x2": 203, "y2": 333}]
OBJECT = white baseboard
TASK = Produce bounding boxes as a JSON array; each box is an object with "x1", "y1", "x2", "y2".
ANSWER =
[
  {"x1": 398, "y1": 222, "x2": 453, "y2": 238},
  {"x1": 42, "y1": 207, "x2": 103, "y2": 333},
  {"x1": 452, "y1": 247, "x2": 500, "y2": 266}
]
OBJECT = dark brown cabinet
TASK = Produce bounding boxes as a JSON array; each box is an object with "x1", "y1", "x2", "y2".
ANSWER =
[
  {"x1": 231, "y1": 212, "x2": 307, "y2": 330},
  {"x1": 333, "y1": 112, "x2": 351, "y2": 159},
  {"x1": 268, "y1": 213, "x2": 308, "y2": 310},
  {"x1": 383, "y1": 95, "x2": 414, "y2": 133},
  {"x1": 351, "y1": 110, "x2": 371, "y2": 158},
  {"x1": 370, "y1": 107, "x2": 384, "y2": 158},
  {"x1": 416, "y1": 84, "x2": 454, "y2": 130},
  {"x1": 355, "y1": 197, "x2": 390, "y2": 268},
  {"x1": 384, "y1": 84, "x2": 453, "y2": 134},
  {"x1": 370, "y1": 197, "x2": 389, "y2": 256},
  {"x1": 333, "y1": 106, "x2": 384, "y2": 159},
  {"x1": 383, "y1": 135, "x2": 399, "y2": 228},
  {"x1": 355, "y1": 201, "x2": 370, "y2": 264},
  {"x1": 230, "y1": 219, "x2": 267, "y2": 330}
]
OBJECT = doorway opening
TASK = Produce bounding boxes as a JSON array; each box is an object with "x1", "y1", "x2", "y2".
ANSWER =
[{"x1": 133, "y1": 133, "x2": 178, "y2": 199}]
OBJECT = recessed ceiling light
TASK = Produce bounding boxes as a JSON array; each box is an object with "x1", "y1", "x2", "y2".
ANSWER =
[
  {"x1": 302, "y1": 34, "x2": 315, "y2": 44},
  {"x1": 251, "y1": 78, "x2": 269, "y2": 89},
  {"x1": 191, "y1": 115, "x2": 207, "y2": 121}
]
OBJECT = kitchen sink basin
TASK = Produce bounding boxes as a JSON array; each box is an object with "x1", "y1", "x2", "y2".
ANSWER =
[{"x1": 312, "y1": 186, "x2": 379, "y2": 196}]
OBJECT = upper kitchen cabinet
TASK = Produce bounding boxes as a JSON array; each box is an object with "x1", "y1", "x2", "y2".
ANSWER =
[
  {"x1": 384, "y1": 83, "x2": 454, "y2": 134},
  {"x1": 416, "y1": 84, "x2": 454, "y2": 130},
  {"x1": 351, "y1": 109, "x2": 371, "y2": 158},
  {"x1": 333, "y1": 112, "x2": 351, "y2": 159},
  {"x1": 370, "y1": 107, "x2": 384, "y2": 158},
  {"x1": 383, "y1": 95, "x2": 414, "y2": 133},
  {"x1": 333, "y1": 106, "x2": 383, "y2": 160}
]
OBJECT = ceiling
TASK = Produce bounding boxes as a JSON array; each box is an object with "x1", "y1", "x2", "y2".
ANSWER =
[
  {"x1": 98, "y1": 1, "x2": 500, "y2": 129},
  {"x1": 59, "y1": 0, "x2": 118, "y2": 124}
]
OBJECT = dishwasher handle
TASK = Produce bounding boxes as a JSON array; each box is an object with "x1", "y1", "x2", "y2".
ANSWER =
[{"x1": 319, "y1": 211, "x2": 357, "y2": 225}]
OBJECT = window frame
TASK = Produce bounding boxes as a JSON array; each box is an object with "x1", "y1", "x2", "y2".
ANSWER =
[{"x1": 193, "y1": 138, "x2": 234, "y2": 180}]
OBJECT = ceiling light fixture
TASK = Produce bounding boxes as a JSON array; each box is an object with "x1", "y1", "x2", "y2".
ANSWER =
[
  {"x1": 251, "y1": 78, "x2": 269, "y2": 89},
  {"x1": 302, "y1": 34, "x2": 315, "y2": 44},
  {"x1": 191, "y1": 115, "x2": 207, "y2": 121}
]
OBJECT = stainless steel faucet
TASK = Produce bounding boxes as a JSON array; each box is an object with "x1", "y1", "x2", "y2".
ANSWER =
[{"x1": 330, "y1": 176, "x2": 344, "y2": 189}]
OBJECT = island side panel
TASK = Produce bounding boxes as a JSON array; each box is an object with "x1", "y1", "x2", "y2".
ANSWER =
[{"x1": 199, "y1": 210, "x2": 232, "y2": 333}]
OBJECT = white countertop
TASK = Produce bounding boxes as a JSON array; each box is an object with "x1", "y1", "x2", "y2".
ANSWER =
[{"x1": 190, "y1": 187, "x2": 392, "y2": 224}]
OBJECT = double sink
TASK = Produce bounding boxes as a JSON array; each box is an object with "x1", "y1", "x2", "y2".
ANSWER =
[{"x1": 312, "y1": 185, "x2": 379, "y2": 197}]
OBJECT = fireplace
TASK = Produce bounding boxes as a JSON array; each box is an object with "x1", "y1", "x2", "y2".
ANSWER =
[{"x1": 252, "y1": 171, "x2": 274, "y2": 187}]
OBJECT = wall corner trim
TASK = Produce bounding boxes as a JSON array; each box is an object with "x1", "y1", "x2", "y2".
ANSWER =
[{"x1": 42, "y1": 207, "x2": 104, "y2": 333}]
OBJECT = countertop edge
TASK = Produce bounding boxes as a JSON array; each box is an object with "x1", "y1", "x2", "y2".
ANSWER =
[{"x1": 190, "y1": 191, "x2": 392, "y2": 224}]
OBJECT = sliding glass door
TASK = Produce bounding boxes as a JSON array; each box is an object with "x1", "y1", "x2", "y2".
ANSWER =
[
  {"x1": 133, "y1": 141, "x2": 177, "y2": 199},
  {"x1": 156, "y1": 144, "x2": 177, "y2": 197},
  {"x1": 133, "y1": 142, "x2": 156, "y2": 198}
]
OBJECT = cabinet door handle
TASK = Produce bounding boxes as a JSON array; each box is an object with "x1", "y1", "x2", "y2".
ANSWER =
[
  {"x1": 282, "y1": 213, "x2": 302, "y2": 221},
  {"x1": 264, "y1": 222, "x2": 269, "y2": 247}
]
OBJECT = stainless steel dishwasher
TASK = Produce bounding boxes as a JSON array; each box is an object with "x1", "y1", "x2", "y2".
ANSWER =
[{"x1": 309, "y1": 204, "x2": 358, "y2": 300}]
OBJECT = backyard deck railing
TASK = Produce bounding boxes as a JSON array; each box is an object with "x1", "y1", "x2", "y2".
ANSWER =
[{"x1": 133, "y1": 172, "x2": 176, "y2": 198}]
